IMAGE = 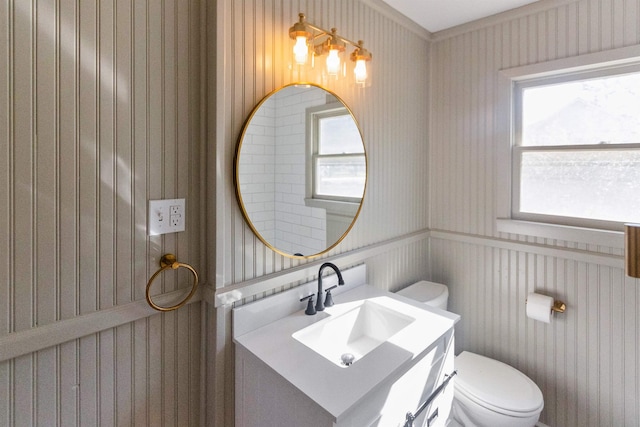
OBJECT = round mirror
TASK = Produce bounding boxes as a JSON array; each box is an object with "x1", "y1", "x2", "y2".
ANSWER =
[{"x1": 234, "y1": 83, "x2": 367, "y2": 258}]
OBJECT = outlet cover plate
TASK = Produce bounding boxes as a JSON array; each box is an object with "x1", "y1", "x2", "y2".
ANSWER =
[{"x1": 148, "y1": 199, "x2": 185, "y2": 235}]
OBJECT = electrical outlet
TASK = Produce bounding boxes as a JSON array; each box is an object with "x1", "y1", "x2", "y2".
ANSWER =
[
  {"x1": 170, "y1": 212, "x2": 183, "y2": 228},
  {"x1": 148, "y1": 199, "x2": 186, "y2": 235}
]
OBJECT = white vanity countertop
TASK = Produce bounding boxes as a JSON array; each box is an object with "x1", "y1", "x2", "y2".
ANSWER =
[{"x1": 234, "y1": 284, "x2": 460, "y2": 423}]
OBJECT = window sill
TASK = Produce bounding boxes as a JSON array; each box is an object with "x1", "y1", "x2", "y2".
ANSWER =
[
  {"x1": 496, "y1": 218, "x2": 624, "y2": 249},
  {"x1": 304, "y1": 198, "x2": 360, "y2": 216}
]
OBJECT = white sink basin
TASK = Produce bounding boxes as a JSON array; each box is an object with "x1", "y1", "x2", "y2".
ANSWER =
[{"x1": 292, "y1": 299, "x2": 416, "y2": 367}]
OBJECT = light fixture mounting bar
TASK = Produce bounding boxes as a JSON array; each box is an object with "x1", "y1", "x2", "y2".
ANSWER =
[{"x1": 289, "y1": 13, "x2": 370, "y2": 55}]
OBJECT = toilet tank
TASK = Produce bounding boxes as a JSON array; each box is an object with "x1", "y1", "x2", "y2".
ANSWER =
[{"x1": 396, "y1": 280, "x2": 449, "y2": 311}]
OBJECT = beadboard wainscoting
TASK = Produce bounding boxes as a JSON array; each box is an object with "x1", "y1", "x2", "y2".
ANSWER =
[
  {"x1": 214, "y1": 0, "x2": 431, "y2": 286},
  {"x1": 430, "y1": 232, "x2": 637, "y2": 427},
  {"x1": 209, "y1": 0, "x2": 432, "y2": 425},
  {"x1": 5, "y1": 0, "x2": 640, "y2": 426},
  {"x1": 1, "y1": 0, "x2": 205, "y2": 425},
  {"x1": 430, "y1": 0, "x2": 640, "y2": 426}
]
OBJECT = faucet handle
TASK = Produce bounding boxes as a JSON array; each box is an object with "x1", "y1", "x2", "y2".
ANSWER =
[
  {"x1": 324, "y1": 285, "x2": 337, "y2": 307},
  {"x1": 300, "y1": 294, "x2": 316, "y2": 315}
]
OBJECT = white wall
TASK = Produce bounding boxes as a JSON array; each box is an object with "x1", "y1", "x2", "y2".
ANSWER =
[
  {"x1": 239, "y1": 98, "x2": 277, "y2": 242},
  {"x1": 0, "y1": 0, "x2": 204, "y2": 425},
  {"x1": 430, "y1": 0, "x2": 640, "y2": 426},
  {"x1": 273, "y1": 87, "x2": 327, "y2": 255}
]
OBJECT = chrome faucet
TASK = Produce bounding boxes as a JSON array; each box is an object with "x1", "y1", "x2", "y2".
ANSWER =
[{"x1": 316, "y1": 262, "x2": 345, "y2": 312}]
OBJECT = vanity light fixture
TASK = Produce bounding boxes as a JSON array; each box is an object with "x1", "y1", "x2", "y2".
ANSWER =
[
  {"x1": 289, "y1": 13, "x2": 372, "y2": 87},
  {"x1": 625, "y1": 223, "x2": 640, "y2": 278}
]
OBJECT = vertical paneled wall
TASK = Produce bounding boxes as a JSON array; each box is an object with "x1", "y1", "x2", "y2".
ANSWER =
[
  {"x1": 217, "y1": 0, "x2": 432, "y2": 288},
  {"x1": 211, "y1": 3, "x2": 433, "y2": 424},
  {"x1": 430, "y1": 0, "x2": 640, "y2": 426},
  {"x1": 1, "y1": 0, "x2": 203, "y2": 425}
]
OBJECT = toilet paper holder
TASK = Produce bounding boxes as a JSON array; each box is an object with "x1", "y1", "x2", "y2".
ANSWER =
[
  {"x1": 526, "y1": 293, "x2": 566, "y2": 323},
  {"x1": 526, "y1": 296, "x2": 566, "y2": 313},
  {"x1": 551, "y1": 300, "x2": 566, "y2": 313}
]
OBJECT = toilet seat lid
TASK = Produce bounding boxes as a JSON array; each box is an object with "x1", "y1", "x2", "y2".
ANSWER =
[
  {"x1": 455, "y1": 351, "x2": 544, "y2": 416},
  {"x1": 397, "y1": 281, "x2": 448, "y2": 305}
]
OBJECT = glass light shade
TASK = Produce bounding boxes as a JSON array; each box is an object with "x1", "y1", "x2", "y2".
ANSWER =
[
  {"x1": 354, "y1": 59, "x2": 367, "y2": 85},
  {"x1": 326, "y1": 49, "x2": 341, "y2": 76},
  {"x1": 293, "y1": 36, "x2": 308, "y2": 65}
]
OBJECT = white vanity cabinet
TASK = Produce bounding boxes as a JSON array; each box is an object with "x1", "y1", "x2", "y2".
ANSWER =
[
  {"x1": 233, "y1": 271, "x2": 459, "y2": 427},
  {"x1": 235, "y1": 327, "x2": 455, "y2": 427}
]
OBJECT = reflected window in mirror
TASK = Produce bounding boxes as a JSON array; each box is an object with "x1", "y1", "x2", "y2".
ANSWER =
[{"x1": 307, "y1": 104, "x2": 366, "y2": 203}]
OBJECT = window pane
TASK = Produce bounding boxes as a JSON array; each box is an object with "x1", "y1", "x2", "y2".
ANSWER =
[
  {"x1": 521, "y1": 72, "x2": 640, "y2": 146},
  {"x1": 519, "y1": 150, "x2": 640, "y2": 223},
  {"x1": 318, "y1": 115, "x2": 363, "y2": 154},
  {"x1": 315, "y1": 156, "x2": 366, "y2": 198}
]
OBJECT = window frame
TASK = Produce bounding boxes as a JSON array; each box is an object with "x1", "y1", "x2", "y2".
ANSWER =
[
  {"x1": 304, "y1": 102, "x2": 365, "y2": 212},
  {"x1": 496, "y1": 44, "x2": 640, "y2": 246}
]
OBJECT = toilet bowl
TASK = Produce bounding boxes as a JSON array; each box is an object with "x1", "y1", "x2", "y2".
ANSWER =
[{"x1": 396, "y1": 281, "x2": 544, "y2": 427}]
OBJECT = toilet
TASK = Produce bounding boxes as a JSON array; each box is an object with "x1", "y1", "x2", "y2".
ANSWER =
[{"x1": 396, "y1": 281, "x2": 544, "y2": 427}]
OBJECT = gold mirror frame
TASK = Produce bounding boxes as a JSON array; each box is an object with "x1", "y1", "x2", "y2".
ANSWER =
[{"x1": 234, "y1": 83, "x2": 367, "y2": 259}]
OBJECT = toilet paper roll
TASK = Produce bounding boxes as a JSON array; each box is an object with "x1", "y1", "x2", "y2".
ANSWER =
[{"x1": 526, "y1": 293, "x2": 554, "y2": 323}]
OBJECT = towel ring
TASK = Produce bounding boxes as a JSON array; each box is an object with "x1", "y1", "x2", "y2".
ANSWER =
[{"x1": 146, "y1": 254, "x2": 199, "y2": 312}]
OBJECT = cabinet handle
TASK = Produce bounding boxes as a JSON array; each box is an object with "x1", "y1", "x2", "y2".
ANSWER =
[
  {"x1": 427, "y1": 407, "x2": 439, "y2": 426},
  {"x1": 403, "y1": 370, "x2": 457, "y2": 427}
]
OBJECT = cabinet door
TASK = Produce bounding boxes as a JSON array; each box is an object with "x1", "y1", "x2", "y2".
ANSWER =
[
  {"x1": 337, "y1": 337, "x2": 448, "y2": 427},
  {"x1": 410, "y1": 333, "x2": 456, "y2": 427},
  {"x1": 236, "y1": 346, "x2": 334, "y2": 427}
]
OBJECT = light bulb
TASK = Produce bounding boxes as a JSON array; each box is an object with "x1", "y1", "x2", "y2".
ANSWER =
[
  {"x1": 326, "y1": 49, "x2": 341, "y2": 76},
  {"x1": 293, "y1": 36, "x2": 308, "y2": 65},
  {"x1": 354, "y1": 59, "x2": 367, "y2": 85}
]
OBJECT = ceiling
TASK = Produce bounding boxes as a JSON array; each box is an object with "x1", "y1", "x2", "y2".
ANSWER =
[{"x1": 380, "y1": 0, "x2": 540, "y2": 32}]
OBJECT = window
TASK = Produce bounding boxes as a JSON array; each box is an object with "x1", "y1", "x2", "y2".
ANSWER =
[
  {"x1": 306, "y1": 103, "x2": 366, "y2": 208},
  {"x1": 512, "y1": 64, "x2": 640, "y2": 231}
]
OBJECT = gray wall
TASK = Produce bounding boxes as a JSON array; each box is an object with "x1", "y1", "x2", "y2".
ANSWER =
[
  {"x1": 208, "y1": 0, "x2": 432, "y2": 425},
  {"x1": 214, "y1": 0, "x2": 431, "y2": 285},
  {"x1": 0, "y1": 0, "x2": 203, "y2": 425},
  {"x1": 430, "y1": 0, "x2": 640, "y2": 426},
  {"x1": 4, "y1": 0, "x2": 640, "y2": 426}
]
